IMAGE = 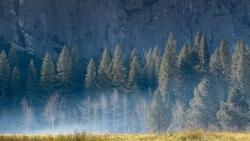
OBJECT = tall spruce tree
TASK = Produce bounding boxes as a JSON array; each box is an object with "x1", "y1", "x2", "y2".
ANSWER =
[
  {"x1": 112, "y1": 44, "x2": 126, "y2": 93},
  {"x1": 219, "y1": 37, "x2": 231, "y2": 81},
  {"x1": 178, "y1": 43, "x2": 193, "y2": 105},
  {"x1": 71, "y1": 47, "x2": 85, "y2": 92},
  {"x1": 0, "y1": 50, "x2": 10, "y2": 107},
  {"x1": 143, "y1": 46, "x2": 160, "y2": 91},
  {"x1": 128, "y1": 49, "x2": 142, "y2": 91},
  {"x1": 194, "y1": 31, "x2": 201, "y2": 52},
  {"x1": 11, "y1": 66, "x2": 20, "y2": 109},
  {"x1": 152, "y1": 46, "x2": 161, "y2": 84},
  {"x1": 97, "y1": 48, "x2": 112, "y2": 92},
  {"x1": 217, "y1": 79, "x2": 250, "y2": 131},
  {"x1": 147, "y1": 89, "x2": 171, "y2": 132},
  {"x1": 26, "y1": 60, "x2": 38, "y2": 105},
  {"x1": 84, "y1": 58, "x2": 97, "y2": 97},
  {"x1": 142, "y1": 48, "x2": 152, "y2": 89},
  {"x1": 209, "y1": 47, "x2": 225, "y2": 101},
  {"x1": 231, "y1": 39, "x2": 250, "y2": 98},
  {"x1": 188, "y1": 77, "x2": 219, "y2": 128},
  {"x1": 197, "y1": 34, "x2": 210, "y2": 77},
  {"x1": 40, "y1": 52, "x2": 55, "y2": 95},
  {"x1": 158, "y1": 33, "x2": 179, "y2": 101},
  {"x1": 56, "y1": 46, "x2": 73, "y2": 92},
  {"x1": 8, "y1": 44, "x2": 18, "y2": 70}
]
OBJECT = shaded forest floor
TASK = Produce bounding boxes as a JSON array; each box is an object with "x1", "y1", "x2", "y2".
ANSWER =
[{"x1": 1, "y1": 130, "x2": 250, "y2": 141}]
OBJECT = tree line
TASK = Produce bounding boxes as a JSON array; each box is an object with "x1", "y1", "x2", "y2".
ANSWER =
[{"x1": 0, "y1": 31, "x2": 250, "y2": 133}]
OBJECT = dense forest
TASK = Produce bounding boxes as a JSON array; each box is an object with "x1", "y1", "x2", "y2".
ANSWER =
[{"x1": 0, "y1": 32, "x2": 250, "y2": 133}]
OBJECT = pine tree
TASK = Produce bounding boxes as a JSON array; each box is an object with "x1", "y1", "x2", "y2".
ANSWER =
[
  {"x1": 128, "y1": 49, "x2": 142, "y2": 91},
  {"x1": 158, "y1": 33, "x2": 179, "y2": 101},
  {"x1": 112, "y1": 44, "x2": 126, "y2": 93},
  {"x1": 178, "y1": 43, "x2": 193, "y2": 105},
  {"x1": 40, "y1": 52, "x2": 55, "y2": 95},
  {"x1": 56, "y1": 46, "x2": 73, "y2": 92},
  {"x1": 147, "y1": 89, "x2": 171, "y2": 132},
  {"x1": 0, "y1": 50, "x2": 10, "y2": 107},
  {"x1": 187, "y1": 77, "x2": 219, "y2": 128},
  {"x1": 217, "y1": 79, "x2": 250, "y2": 131},
  {"x1": 143, "y1": 46, "x2": 160, "y2": 91},
  {"x1": 8, "y1": 44, "x2": 18, "y2": 70},
  {"x1": 97, "y1": 48, "x2": 112, "y2": 92},
  {"x1": 219, "y1": 37, "x2": 231, "y2": 81},
  {"x1": 84, "y1": 58, "x2": 97, "y2": 96},
  {"x1": 142, "y1": 48, "x2": 152, "y2": 89},
  {"x1": 71, "y1": 47, "x2": 85, "y2": 92},
  {"x1": 152, "y1": 46, "x2": 161, "y2": 85},
  {"x1": 209, "y1": 47, "x2": 225, "y2": 101},
  {"x1": 11, "y1": 66, "x2": 20, "y2": 109},
  {"x1": 231, "y1": 39, "x2": 250, "y2": 98},
  {"x1": 26, "y1": 60, "x2": 38, "y2": 105},
  {"x1": 197, "y1": 34, "x2": 210, "y2": 77},
  {"x1": 194, "y1": 31, "x2": 201, "y2": 52}
]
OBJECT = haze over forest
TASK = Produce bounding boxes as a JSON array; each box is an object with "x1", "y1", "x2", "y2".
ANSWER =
[
  {"x1": 0, "y1": 31, "x2": 250, "y2": 133},
  {"x1": 1, "y1": 0, "x2": 250, "y2": 134}
]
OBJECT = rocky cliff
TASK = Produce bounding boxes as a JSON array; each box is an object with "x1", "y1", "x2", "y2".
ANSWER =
[{"x1": 0, "y1": 0, "x2": 249, "y2": 59}]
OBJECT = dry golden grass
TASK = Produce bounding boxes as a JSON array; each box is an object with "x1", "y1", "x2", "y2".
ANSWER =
[{"x1": 1, "y1": 130, "x2": 250, "y2": 141}]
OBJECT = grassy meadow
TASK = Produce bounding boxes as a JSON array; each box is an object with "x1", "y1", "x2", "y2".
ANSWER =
[{"x1": 1, "y1": 130, "x2": 250, "y2": 141}]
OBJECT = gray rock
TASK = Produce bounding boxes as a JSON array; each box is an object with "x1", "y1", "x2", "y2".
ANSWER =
[{"x1": 0, "y1": 0, "x2": 249, "y2": 59}]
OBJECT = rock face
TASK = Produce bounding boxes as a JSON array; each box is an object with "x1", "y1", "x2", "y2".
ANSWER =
[{"x1": 0, "y1": 0, "x2": 250, "y2": 59}]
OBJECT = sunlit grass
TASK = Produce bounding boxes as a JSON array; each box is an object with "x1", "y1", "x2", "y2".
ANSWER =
[{"x1": 1, "y1": 130, "x2": 250, "y2": 141}]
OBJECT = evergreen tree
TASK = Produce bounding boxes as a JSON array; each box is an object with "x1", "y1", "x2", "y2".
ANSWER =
[
  {"x1": 40, "y1": 52, "x2": 55, "y2": 95},
  {"x1": 217, "y1": 79, "x2": 250, "y2": 131},
  {"x1": 111, "y1": 44, "x2": 126, "y2": 93},
  {"x1": 187, "y1": 77, "x2": 219, "y2": 128},
  {"x1": 231, "y1": 39, "x2": 250, "y2": 98},
  {"x1": 142, "y1": 48, "x2": 152, "y2": 89},
  {"x1": 158, "y1": 33, "x2": 179, "y2": 101},
  {"x1": 197, "y1": 34, "x2": 210, "y2": 77},
  {"x1": 56, "y1": 46, "x2": 73, "y2": 92},
  {"x1": 128, "y1": 49, "x2": 142, "y2": 91},
  {"x1": 219, "y1": 37, "x2": 231, "y2": 81},
  {"x1": 0, "y1": 50, "x2": 10, "y2": 107},
  {"x1": 26, "y1": 60, "x2": 38, "y2": 105},
  {"x1": 8, "y1": 44, "x2": 18, "y2": 70},
  {"x1": 178, "y1": 43, "x2": 193, "y2": 105},
  {"x1": 143, "y1": 46, "x2": 161, "y2": 91},
  {"x1": 97, "y1": 48, "x2": 112, "y2": 92},
  {"x1": 209, "y1": 47, "x2": 225, "y2": 101},
  {"x1": 71, "y1": 47, "x2": 85, "y2": 92},
  {"x1": 147, "y1": 89, "x2": 171, "y2": 132},
  {"x1": 11, "y1": 66, "x2": 20, "y2": 109},
  {"x1": 152, "y1": 46, "x2": 161, "y2": 84},
  {"x1": 194, "y1": 31, "x2": 201, "y2": 52},
  {"x1": 84, "y1": 58, "x2": 97, "y2": 96}
]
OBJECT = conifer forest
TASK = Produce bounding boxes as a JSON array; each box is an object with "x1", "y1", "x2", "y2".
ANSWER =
[{"x1": 0, "y1": 32, "x2": 250, "y2": 134}]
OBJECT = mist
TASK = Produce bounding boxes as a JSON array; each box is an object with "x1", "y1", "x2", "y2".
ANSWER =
[{"x1": 0, "y1": 91, "x2": 151, "y2": 134}]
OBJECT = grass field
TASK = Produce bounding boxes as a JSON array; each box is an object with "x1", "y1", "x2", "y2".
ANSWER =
[{"x1": 1, "y1": 130, "x2": 250, "y2": 141}]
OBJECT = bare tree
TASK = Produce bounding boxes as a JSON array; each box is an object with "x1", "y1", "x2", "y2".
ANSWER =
[
  {"x1": 99, "y1": 93, "x2": 108, "y2": 133},
  {"x1": 136, "y1": 98, "x2": 147, "y2": 133},
  {"x1": 170, "y1": 100, "x2": 187, "y2": 132},
  {"x1": 78, "y1": 95, "x2": 91, "y2": 132},
  {"x1": 43, "y1": 92, "x2": 60, "y2": 131},
  {"x1": 92, "y1": 100, "x2": 99, "y2": 133},
  {"x1": 21, "y1": 98, "x2": 35, "y2": 133},
  {"x1": 111, "y1": 89, "x2": 119, "y2": 133},
  {"x1": 58, "y1": 97, "x2": 66, "y2": 130},
  {"x1": 68, "y1": 107, "x2": 79, "y2": 127},
  {"x1": 1, "y1": 109, "x2": 9, "y2": 131},
  {"x1": 121, "y1": 94, "x2": 129, "y2": 133},
  {"x1": 130, "y1": 111, "x2": 136, "y2": 133}
]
